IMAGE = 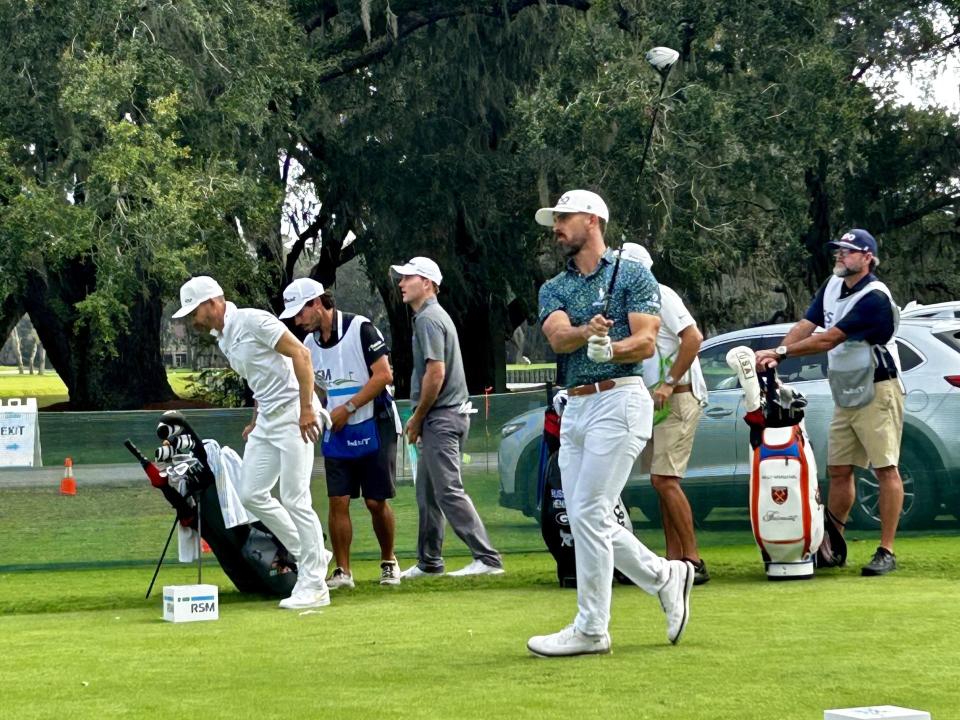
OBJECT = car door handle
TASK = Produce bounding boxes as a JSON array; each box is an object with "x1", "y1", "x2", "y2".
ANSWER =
[{"x1": 705, "y1": 407, "x2": 733, "y2": 418}]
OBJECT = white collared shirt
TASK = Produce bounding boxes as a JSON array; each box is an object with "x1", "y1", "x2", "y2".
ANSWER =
[
  {"x1": 212, "y1": 302, "x2": 299, "y2": 415},
  {"x1": 641, "y1": 285, "x2": 709, "y2": 403}
]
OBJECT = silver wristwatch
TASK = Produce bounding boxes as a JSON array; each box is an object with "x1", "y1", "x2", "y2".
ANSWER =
[
  {"x1": 664, "y1": 376, "x2": 677, "y2": 386},
  {"x1": 775, "y1": 345, "x2": 788, "y2": 362},
  {"x1": 345, "y1": 400, "x2": 357, "y2": 414}
]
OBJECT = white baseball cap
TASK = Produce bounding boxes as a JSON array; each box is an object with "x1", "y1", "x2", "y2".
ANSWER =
[
  {"x1": 535, "y1": 189, "x2": 609, "y2": 227},
  {"x1": 172, "y1": 276, "x2": 224, "y2": 318},
  {"x1": 619, "y1": 242, "x2": 653, "y2": 269},
  {"x1": 279, "y1": 277, "x2": 325, "y2": 319},
  {"x1": 390, "y1": 256, "x2": 443, "y2": 285}
]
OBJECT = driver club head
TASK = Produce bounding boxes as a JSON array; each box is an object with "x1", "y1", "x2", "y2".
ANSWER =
[{"x1": 645, "y1": 46, "x2": 680, "y2": 77}]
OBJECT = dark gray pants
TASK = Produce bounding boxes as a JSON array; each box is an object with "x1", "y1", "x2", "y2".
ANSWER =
[{"x1": 415, "y1": 407, "x2": 502, "y2": 571}]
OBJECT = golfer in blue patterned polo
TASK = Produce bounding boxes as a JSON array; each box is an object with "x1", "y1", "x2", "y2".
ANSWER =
[{"x1": 526, "y1": 189, "x2": 694, "y2": 657}]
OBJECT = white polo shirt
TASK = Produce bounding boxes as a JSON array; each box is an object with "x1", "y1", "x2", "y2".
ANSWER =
[
  {"x1": 641, "y1": 285, "x2": 709, "y2": 403},
  {"x1": 213, "y1": 302, "x2": 299, "y2": 415}
]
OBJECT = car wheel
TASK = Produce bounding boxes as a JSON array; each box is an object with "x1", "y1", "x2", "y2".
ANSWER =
[{"x1": 848, "y1": 444, "x2": 937, "y2": 531}]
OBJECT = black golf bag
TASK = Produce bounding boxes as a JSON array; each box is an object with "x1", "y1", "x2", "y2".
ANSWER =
[
  {"x1": 537, "y1": 388, "x2": 635, "y2": 588},
  {"x1": 137, "y1": 411, "x2": 297, "y2": 596}
]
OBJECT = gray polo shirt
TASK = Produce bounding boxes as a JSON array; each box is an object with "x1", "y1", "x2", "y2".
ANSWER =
[{"x1": 410, "y1": 297, "x2": 469, "y2": 410}]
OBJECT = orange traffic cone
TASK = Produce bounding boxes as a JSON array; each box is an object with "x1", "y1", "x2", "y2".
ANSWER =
[{"x1": 60, "y1": 457, "x2": 77, "y2": 496}]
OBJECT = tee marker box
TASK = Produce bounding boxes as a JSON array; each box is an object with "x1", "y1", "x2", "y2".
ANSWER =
[
  {"x1": 162, "y1": 584, "x2": 219, "y2": 623},
  {"x1": 825, "y1": 707, "x2": 931, "y2": 720}
]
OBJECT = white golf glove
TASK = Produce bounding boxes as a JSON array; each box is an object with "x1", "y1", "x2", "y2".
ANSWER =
[
  {"x1": 552, "y1": 389, "x2": 569, "y2": 417},
  {"x1": 316, "y1": 407, "x2": 333, "y2": 433},
  {"x1": 586, "y1": 334, "x2": 614, "y2": 363}
]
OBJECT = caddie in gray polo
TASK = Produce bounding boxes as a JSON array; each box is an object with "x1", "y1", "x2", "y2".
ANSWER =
[
  {"x1": 172, "y1": 275, "x2": 333, "y2": 609},
  {"x1": 390, "y1": 256, "x2": 504, "y2": 579}
]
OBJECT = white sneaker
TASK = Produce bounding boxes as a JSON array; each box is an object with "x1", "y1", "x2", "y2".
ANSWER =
[
  {"x1": 326, "y1": 567, "x2": 355, "y2": 590},
  {"x1": 401, "y1": 565, "x2": 443, "y2": 580},
  {"x1": 658, "y1": 559, "x2": 694, "y2": 644},
  {"x1": 278, "y1": 583, "x2": 331, "y2": 610},
  {"x1": 448, "y1": 559, "x2": 505, "y2": 577},
  {"x1": 527, "y1": 624, "x2": 611, "y2": 657},
  {"x1": 380, "y1": 560, "x2": 401, "y2": 586}
]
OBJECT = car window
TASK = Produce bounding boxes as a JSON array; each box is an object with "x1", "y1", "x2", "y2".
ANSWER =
[
  {"x1": 755, "y1": 335, "x2": 827, "y2": 384},
  {"x1": 896, "y1": 341, "x2": 923, "y2": 372},
  {"x1": 699, "y1": 340, "x2": 751, "y2": 391}
]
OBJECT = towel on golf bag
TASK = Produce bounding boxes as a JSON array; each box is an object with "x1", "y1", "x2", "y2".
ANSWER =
[{"x1": 173, "y1": 440, "x2": 254, "y2": 561}]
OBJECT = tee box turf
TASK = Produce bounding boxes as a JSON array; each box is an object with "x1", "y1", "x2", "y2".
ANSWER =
[
  {"x1": 162, "y1": 584, "x2": 219, "y2": 623},
  {"x1": 825, "y1": 707, "x2": 931, "y2": 719}
]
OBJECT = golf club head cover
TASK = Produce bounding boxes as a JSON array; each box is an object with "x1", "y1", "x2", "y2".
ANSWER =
[
  {"x1": 725, "y1": 345, "x2": 761, "y2": 412},
  {"x1": 157, "y1": 410, "x2": 189, "y2": 441}
]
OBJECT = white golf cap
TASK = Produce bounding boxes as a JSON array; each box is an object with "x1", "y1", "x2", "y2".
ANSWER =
[
  {"x1": 278, "y1": 277, "x2": 325, "y2": 319},
  {"x1": 172, "y1": 276, "x2": 224, "y2": 319},
  {"x1": 390, "y1": 256, "x2": 443, "y2": 285},
  {"x1": 534, "y1": 189, "x2": 609, "y2": 227},
  {"x1": 619, "y1": 242, "x2": 653, "y2": 269}
]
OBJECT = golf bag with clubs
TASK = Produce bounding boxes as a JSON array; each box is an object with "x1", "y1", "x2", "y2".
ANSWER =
[
  {"x1": 725, "y1": 346, "x2": 843, "y2": 580},
  {"x1": 126, "y1": 410, "x2": 297, "y2": 596},
  {"x1": 537, "y1": 386, "x2": 635, "y2": 588}
]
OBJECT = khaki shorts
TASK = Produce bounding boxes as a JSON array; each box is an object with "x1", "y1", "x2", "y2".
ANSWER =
[
  {"x1": 648, "y1": 390, "x2": 703, "y2": 477},
  {"x1": 828, "y1": 379, "x2": 904, "y2": 469}
]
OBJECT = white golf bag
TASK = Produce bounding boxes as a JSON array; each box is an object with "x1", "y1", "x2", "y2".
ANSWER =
[{"x1": 726, "y1": 346, "x2": 824, "y2": 580}]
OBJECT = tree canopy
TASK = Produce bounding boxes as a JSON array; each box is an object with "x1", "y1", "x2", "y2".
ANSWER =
[{"x1": 1, "y1": 0, "x2": 957, "y2": 407}]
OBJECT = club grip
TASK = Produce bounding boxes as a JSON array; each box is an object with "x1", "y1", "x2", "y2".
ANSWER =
[{"x1": 124, "y1": 439, "x2": 150, "y2": 466}]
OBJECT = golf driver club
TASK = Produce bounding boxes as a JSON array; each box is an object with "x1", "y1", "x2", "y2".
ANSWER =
[{"x1": 601, "y1": 46, "x2": 680, "y2": 317}]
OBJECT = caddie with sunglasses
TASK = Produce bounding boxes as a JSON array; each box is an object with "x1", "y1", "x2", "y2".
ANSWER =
[{"x1": 756, "y1": 229, "x2": 905, "y2": 576}]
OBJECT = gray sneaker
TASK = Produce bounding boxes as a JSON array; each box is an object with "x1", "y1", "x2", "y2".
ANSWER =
[
  {"x1": 657, "y1": 560, "x2": 694, "y2": 644},
  {"x1": 861, "y1": 547, "x2": 897, "y2": 576},
  {"x1": 380, "y1": 560, "x2": 401, "y2": 586},
  {"x1": 326, "y1": 567, "x2": 355, "y2": 590}
]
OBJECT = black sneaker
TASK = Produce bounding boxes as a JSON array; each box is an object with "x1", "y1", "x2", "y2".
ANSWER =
[
  {"x1": 686, "y1": 558, "x2": 710, "y2": 586},
  {"x1": 861, "y1": 547, "x2": 897, "y2": 576}
]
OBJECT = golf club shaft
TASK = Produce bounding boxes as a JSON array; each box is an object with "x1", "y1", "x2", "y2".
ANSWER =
[
  {"x1": 602, "y1": 69, "x2": 673, "y2": 319},
  {"x1": 146, "y1": 514, "x2": 179, "y2": 600}
]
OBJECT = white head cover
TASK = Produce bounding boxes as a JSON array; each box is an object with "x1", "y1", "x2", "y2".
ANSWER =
[{"x1": 725, "y1": 345, "x2": 761, "y2": 412}]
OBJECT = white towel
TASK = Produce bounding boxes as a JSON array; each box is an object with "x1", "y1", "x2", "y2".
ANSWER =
[{"x1": 204, "y1": 439, "x2": 255, "y2": 529}]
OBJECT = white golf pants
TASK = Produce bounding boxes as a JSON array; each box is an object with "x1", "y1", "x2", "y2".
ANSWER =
[
  {"x1": 559, "y1": 385, "x2": 669, "y2": 636},
  {"x1": 238, "y1": 401, "x2": 327, "y2": 590}
]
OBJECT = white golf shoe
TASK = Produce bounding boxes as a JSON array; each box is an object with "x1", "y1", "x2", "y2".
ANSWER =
[
  {"x1": 658, "y1": 559, "x2": 694, "y2": 644},
  {"x1": 380, "y1": 560, "x2": 402, "y2": 586},
  {"x1": 527, "y1": 624, "x2": 611, "y2": 658},
  {"x1": 279, "y1": 583, "x2": 331, "y2": 610},
  {"x1": 448, "y1": 559, "x2": 505, "y2": 577},
  {"x1": 401, "y1": 565, "x2": 443, "y2": 580}
]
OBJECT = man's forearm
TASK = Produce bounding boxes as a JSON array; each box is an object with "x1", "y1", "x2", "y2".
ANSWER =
[
  {"x1": 668, "y1": 331, "x2": 702, "y2": 381},
  {"x1": 412, "y1": 371, "x2": 443, "y2": 420},
  {"x1": 547, "y1": 324, "x2": 589, "y2": 354}
]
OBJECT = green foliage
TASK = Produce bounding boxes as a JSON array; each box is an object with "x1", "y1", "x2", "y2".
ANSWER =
[{"x1": 186, "y1": 367, "x2": 249, "y2": 408}]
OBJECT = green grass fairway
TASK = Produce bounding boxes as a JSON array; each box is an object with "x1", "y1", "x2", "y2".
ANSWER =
[
  {"x1": 0, "y1": 367, "x2": 198, "y2": 407},
  {"x1": 2, "y1": 537, "x2": 959, "y2": 719},
  {"x1": 2, "y1": 463, "x2": 959, "y2": 720}
]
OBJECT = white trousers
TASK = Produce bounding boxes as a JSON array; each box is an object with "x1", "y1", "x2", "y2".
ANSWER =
[
  {"x1": 559, "y1": 386, "x2": 669, "y2": 635},
  {"x1": 238, "y1": 401, "x2": 327, "y2": 589}
]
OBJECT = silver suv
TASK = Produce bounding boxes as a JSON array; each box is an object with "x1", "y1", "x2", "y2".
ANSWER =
[{"x1": 498, "y1": 316, "x2": 960, "y2": 529}]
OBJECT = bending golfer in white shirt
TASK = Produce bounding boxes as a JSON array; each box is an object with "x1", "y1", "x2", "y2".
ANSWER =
[{"x1": 173, "y1": 276, "x2": 332, "y2": 609}]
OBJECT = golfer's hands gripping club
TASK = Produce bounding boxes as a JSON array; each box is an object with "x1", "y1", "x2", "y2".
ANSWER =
[{"x1": 586, "y1": 314, "x2": 615, "y2": 363}]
